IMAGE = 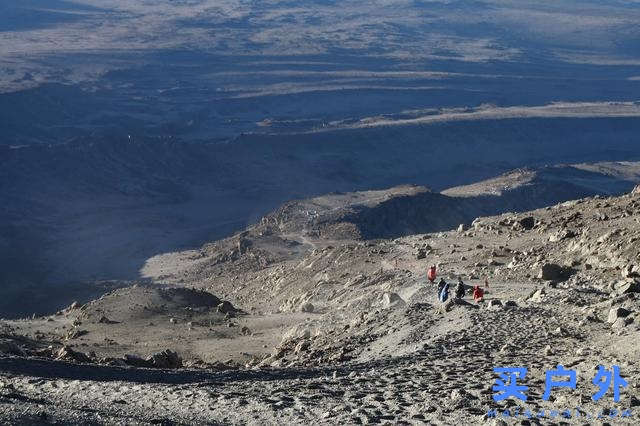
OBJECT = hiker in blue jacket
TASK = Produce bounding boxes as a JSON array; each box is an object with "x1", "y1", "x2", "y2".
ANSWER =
[{"x1": 439, "y1": 281, "x2": 450, "y2": 303}]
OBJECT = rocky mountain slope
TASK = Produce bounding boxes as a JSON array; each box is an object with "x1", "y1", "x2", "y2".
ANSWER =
[
  {"x1": 1, "y1": 180, "x2": 640, "y2": 424},
  {"x1": 0, "y1": 125, "x2": 637, "y2": 314}
]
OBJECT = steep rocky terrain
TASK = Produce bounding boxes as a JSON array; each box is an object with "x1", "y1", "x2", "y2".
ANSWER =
[{"x1": 1, "y1": 179, "x2": 640, "y2": 424}]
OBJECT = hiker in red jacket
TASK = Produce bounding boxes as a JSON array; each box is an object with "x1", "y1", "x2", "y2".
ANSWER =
[
  {"x1": 473, "y1": 285, "x2": 484, "y2": 303},
  {"x1": 427, "y1": 265, "x2": 437, "y2": 283}
]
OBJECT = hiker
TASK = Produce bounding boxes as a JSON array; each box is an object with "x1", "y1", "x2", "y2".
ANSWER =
[
  {"x1": 427, "y1": 265, "x2": 437, "y2": 283},
  {"x1": 437, "y1": 278, "x2": 446, "y2": 294},
  {"x1": 484, "y1": 277, "x2": 489, "y2": 288},
  {"x1": 439, "y1": 282, "x2": 450, "y2": 303},
  {"x1": 473, "y1": 285, "x2": 484, "y2": 303},
  {"x1": 455, "y1": 278, "x2": 465, "y2": 299}
]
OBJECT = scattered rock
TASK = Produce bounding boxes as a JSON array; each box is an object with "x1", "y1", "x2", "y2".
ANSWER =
[
  {"x1": 449, "y1": 388, "x2": 474, "y2": 408},
  {"x1": 499, "y1": 343, "x2": 514, "y2": 353},
  {"x1": 553, "y1": 326, "x2": 568, "y2": 337},
  {"x1": 294, "y1": 340, "x2": 310, "y2": 354},
  {"x1": 217, "y1": 301, "x2": 236, "y2": 314},
  {"x1": 65, "y1": 301, "x2": 80, "y2": 312},
  {"x1": 0, "y1": 340, "x2": 26, "y2": 356},
  {"x1": 65, "y1": 329, "x2": 89, "y2": 340},
  {"x1": 97, "y1": 316, "x2": 118, "y2": 324},
  {"x1": 33, "y1": 347, "x2": 53, "y2": 357},
  {"x1": 487, "y1": 299, "x2": 503, "y2": 309},
  {"x1": 0, "y1": 382, "x2": 15, "y2": 391},
  {"x1": 55, "y1": 346, "x2": 91, "y2": 363},
  {"x1": 123, "y1": 354, "x2": 152, "y2": 368},
  {"x1": 442, "y1": 297, "x2": 475, "y2": 312}
]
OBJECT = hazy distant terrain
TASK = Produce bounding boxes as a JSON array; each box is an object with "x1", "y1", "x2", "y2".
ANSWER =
[
  {"x1": 2, "y1": 0, "x2": 640, "y2": 144},
  {"x1": 1, "y1": 0, "x2": 640, "y2": 315}
]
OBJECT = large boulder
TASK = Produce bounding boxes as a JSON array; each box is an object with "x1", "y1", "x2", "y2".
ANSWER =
[
  {"x1": 381, "y1": 292, "x2": 405, "y2": 309},
  {"x1": 147, "y1": 350, "x2": 182, "y2": 369},
  {"x1": 281, "y1": 325, "x2": 312, "y2": 345},
  {"x1": 549, "y1": 229, "x2": 576, "y2": 242},
  {"x1": 299, "y1": 302, "x2": 314, "y2": 313},
  {"x1": 612, "y1": 316, "x2": 633, "y2": 330},
  {"x1": 613, "y1": 279, "x2": 640, "y2": 295},
  {"x1": 517, "y1": 217, "x2": 535, "y2": 230},
  {"x1": 528, "y1": 288, "x2": 546, "y2": 303},
  {"x1": 621, "y1": 265, "x2": 640, "y2": 279},
  {"x1": 538, "y1": 263, "x2": 570, "y2": 281},
  {"x1": 608, "y1": 307, "x2": 631, "y2": 324}
]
